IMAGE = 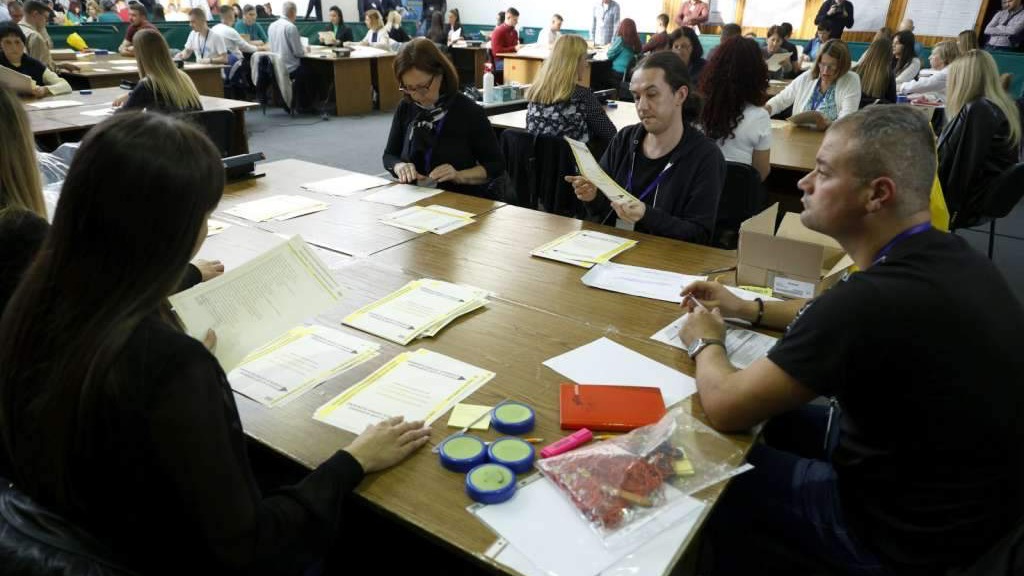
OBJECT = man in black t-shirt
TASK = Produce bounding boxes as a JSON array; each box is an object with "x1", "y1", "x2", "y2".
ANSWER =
[{"x1": 679, "y1": 105, "x2": 1024, "y2": 575}]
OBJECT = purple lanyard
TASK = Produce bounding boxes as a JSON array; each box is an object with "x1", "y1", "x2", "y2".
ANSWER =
[
  {"x1": 872, "y1": 222, "x2": 932, "y2": 265},
  {"x1": 423, "y1": 115, "x2": 447, "y2": 172},
  {"x1": 626, "y1": 158, "x2": 675, "y2": 203}
]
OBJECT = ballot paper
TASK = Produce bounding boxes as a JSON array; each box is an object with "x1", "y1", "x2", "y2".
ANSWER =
[
  {"x1": 343, "y1": 279, "x2": 490, "y2": 345},
  {"x1": 543, "y1": 337, "x2": 696, "y2": 407},
  {"x1": 361, "y1": 183, "x2": 443, "y2": 207},
  {"x1": 224, "y1": 195, "x2": 329, "y2": 222},
  {"x1": 565, "y1": 137, "x2": 639, "y2": 203},
  {"x1": 313, "y1": 349, "x2": 495, "y2": 434},
  {"x1": 0, "y1": 65, "x2": 33, "y2": 93},
  {"x1": 206, "y1": 219, "x2": 230, "y2": 236},
  {"x1": 80, "y1": 107, "x2": 115, "y2": 117},
  {"x1": 581, "y1": 262, "x2": 705, "y2": 303},
  {"x1": 26, "y1": 99, "x2": 84, "y2": 109},
  {"x1": 300, "y1": 173, "x2": 391, "y2": 197},
  {"x1": 787, "y1": 110, "x2": 825, "y2": 128},
  {"x1": 651, "y1": 314, "x2": 778, "y2": 369},
  {"x1": 531, "y1": 230, "x2": 637, "y2": 268},
  {"x1": 228, "y1": 325, "x2": 379, "y2": 407},
  {"x1": 475, "y1": 476, "x2": 706, "y2": 576},
  {"x1": 378, "y1": 205, "x2": 475, "y2": 235},
  {"x1": 169, "y1": 235, "x2": 345, "y2": 371},
  {"x1": 765, "y1": 51, "x2": 791, "y2": 72}
]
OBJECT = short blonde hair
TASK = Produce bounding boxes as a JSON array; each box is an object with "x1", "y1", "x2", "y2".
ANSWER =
[
  {"x1": 0, "y1": 87, "x2": 45, "y2": 217},
  {"x1": 946, "y1": 50, "x2": 1021, "y2": 148},
  {"x1": 386, "y1": 10, "x2": 401, "y2": 28},
  {"x1": 931, "y1": 40, "x2": 959, "y2": 66},
  {"x1": 526, "y1": 34, "x2": 588, "y2": 105}
]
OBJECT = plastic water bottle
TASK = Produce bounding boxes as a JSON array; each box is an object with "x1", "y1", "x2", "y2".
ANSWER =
[{"x1": 483, "y1": 62, "x2": 495, "y2": 104}]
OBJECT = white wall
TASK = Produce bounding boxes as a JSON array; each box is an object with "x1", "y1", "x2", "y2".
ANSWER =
[
  {"x1": 263, "y1": 0, "x2": 357, "y2": 21},
  {"x1": 447, "y1": 0, "x2": 665, "y2": 32}
]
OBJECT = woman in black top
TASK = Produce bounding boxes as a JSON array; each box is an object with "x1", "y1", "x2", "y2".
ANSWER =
[
  {"x1": 668, "y1": 26, "x2": 707, "y2": 82},
  {"x1": 0, "y1": 113, "x2": 431, "y2": 575},
  {"x1": 114, "y1": 29, "x2": 202, "y2": 113},
  {"x1": 383, "y1": 39, "x2": 505, "y2": 198},
  {"x1": 325, "y1": 6, "x2": 354, "y2": 44}
]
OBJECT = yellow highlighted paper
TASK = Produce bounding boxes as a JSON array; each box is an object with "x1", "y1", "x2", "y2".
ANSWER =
[{"x1": 531, "y1": 230, "x2": 637, "y2": 269}]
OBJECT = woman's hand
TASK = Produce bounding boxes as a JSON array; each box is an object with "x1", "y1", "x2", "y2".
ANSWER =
[
  {"x1": 611, "y1": 199, "x2": 646, "y2": 223},
  {"x1": 32, "y1": 86, "x2": 48, "y2": 98},
  {"x1": 344, "y1": 416, "x2": 432, "y2": 473},
  {"x1": 194, "y1": 259, "x2": 225, "y2": 282},
  {"x1": 112, "y1": 93, "x2": 129, "y2": 108},
  {"x1": 428, "y1": 163, "x2": 459, "y2": 183}
]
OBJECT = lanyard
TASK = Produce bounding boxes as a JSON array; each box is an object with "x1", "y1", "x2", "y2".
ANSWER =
[
  {"x1": 197, "y1": 32, "x2": 207, "y2": 58},
  {"x1": 809, "y1": 79, "x2": 830, "y2": 111},
  {"x1": 872, "y1": 222, "x2": 931, "y2": 265},
  {"x1": 423, "y1": 115, "x2": 447, "y2": 172},
  {"x1": 626, "y1": 156, "x2": 675, "y2": 203}
]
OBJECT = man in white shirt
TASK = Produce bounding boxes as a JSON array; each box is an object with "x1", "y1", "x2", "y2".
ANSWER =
[
  {"x1": 536, "y1": 13, "x2": 561, "y2": 47},
  {"x1": 0, "y1": 2, "x2": 10, "y2": 21},
  {"x1": 212, "y1": 3, "x2": 257, "y2": 60},
  {"x1": 175, "y1": 7, "x2": 228, "y2": 64}
]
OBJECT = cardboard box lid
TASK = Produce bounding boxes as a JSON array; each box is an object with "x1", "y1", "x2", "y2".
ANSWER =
[{"x1": 738, "y1": 204, "x2": 853, "y2": 283}]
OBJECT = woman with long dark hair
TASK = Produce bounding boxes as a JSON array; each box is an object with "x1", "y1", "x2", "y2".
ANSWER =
[
  {"x1": 699, "y1": 37, "x2": 771, "y2": 180},
  {"x1": 0, "y1": 113, "x2": 430, "y2": 573},
  {"x1": 891, "y1": 30, "x2": 920, "y2": 85},
  {"x1": 606, "y1": 17, "x2": 641, "y2": 87}
]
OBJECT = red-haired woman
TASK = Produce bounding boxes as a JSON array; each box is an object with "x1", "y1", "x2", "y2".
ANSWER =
[
  {"x1": 605, "y1": 18, "x2": 641, "y2": 88},
  {"x1": 698, "y1": 37, "x2": 772, "y2": 180}
]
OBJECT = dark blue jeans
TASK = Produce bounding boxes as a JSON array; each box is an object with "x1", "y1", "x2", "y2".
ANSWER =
[{"x1": 700, "y1": 404, "x2": 893, "y2": 576}]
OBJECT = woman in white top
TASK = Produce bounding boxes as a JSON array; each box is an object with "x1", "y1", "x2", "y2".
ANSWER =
[
  {"x1": 766, "y1": 39, "x2": 861, "y2": 131},
  {"x1": 445, "y1": 9, "x2": 462, "y2": 47},
  {"x1": 346, "y1": 9, "x2": 391, "y2": 50},
  {"x1": 892, "y1": 30, "x2": 921, "y2": 85},
  {"x1": 899, "y1": 40, "x2": 958, "y2": 101},
  {"x1": 699, "y1": 37, "x2": 772, "y2": 180}
]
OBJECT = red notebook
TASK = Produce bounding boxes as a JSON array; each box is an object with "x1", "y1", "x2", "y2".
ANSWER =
[{"x1": 559, "y1": 383, "x2": 666, "y2": 432}]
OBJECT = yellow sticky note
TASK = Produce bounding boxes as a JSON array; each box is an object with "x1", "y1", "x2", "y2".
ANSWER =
[{"x1": 447, "y1": 403, "x2": 492, "y2": 430}]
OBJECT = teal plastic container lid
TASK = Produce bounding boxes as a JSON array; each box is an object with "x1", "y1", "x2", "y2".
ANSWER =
[
  {"x1": 487, "y1": 437, "x2": 535, "y2": 474},
  {"x1": 465, "y1": 463, "x2": 517, "y2": 504},
  {"x1": 439, "y1": 435, "x2": 487, "y2": 473},
  {"x1": 491, "y1": 401, "x2": 535, "y2": 435}
]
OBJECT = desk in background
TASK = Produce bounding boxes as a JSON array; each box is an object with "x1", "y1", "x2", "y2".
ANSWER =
[
  {"x1": 62, "y1": 54, "x2": 225, "y2": 97},
  {"x1": 302, "y1": 47, "x2": 400, "y2": 115},
  {"x1": 449, "y1": 45, "x2": 488, "y2": 88},
  {"x1": 497, "y1": 52, "x2": 611, "y2": 88}
]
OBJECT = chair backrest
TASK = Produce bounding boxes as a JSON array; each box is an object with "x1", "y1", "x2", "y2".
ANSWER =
[
  {"x1": 498, "y1": 128, "x2": 581, "y2": 217},
  {"x1": 714, "y1": 161, "x2": 766, "y2": 250},
  {"x1": 182, "y1": 109, "x2": 235, "y2": 157},
  {"x1": 981, "y1": 163, "x2": 1024, "y2": 219}
]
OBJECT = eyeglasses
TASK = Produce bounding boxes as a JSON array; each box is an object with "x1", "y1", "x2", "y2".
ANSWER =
[
  {"x1": 399, "y1": 75, "x2": 437, "y2": 95},
  {"x1": 818, "y1": 62, "x2": 838, "y2": 71}
]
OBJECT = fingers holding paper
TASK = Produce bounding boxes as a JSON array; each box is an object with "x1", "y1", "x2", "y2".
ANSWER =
[
  {"x1": 679, "y1": 306, "x2": 726, "y2": 347},
  {"x1": 428, "y1": 164, "x2": 458, "y2": 183},
  {"x1": 345, "y1": 416, "x2": 432, "y2": 473},
  {"x1": 395, "y1": 162, "x2": 425, "y2": 184},
  {"x1": 610, "y1": 199, "x2": 646, "y2": 223},
  {"x1": 203, "y1": 329, "x2": 218, "y2": 352},
  {"x1": 194, "y1": 259, "x2": 225, "y2": 282},
  {"x1": 565, "y1": 175, "x2": 598, "y2": 202}
]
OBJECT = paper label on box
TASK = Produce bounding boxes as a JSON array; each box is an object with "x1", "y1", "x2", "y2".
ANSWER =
[{"x1": 772, "y1": 275, "x2": 815, "y2": 299}]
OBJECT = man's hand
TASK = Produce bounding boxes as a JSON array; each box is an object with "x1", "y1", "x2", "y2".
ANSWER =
[
  {"x1": 679, "y1": 306, "x2": 726, "y2": 347},
  {"x1": 565, "y1": 175, "x2": 598, "y2": 202},
  {"x1": 611, "y1": 199, "x2": 646, "y2": 223}
]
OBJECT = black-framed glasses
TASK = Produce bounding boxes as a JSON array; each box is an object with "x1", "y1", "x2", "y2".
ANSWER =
[{"x1": 399, "y1": 75, "x2": 437, "y2": 95}]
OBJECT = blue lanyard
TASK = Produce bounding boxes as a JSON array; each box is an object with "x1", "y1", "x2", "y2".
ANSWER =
[
  {"x1": 626, "y1": 156, "x2": 675, "y2": 203},
  {"x1": 872, "y1": 222, "x2": 932, "y2": 265},
  {"x1": 198, "y1": 32, "x2": 207, "y2": 58},
  {"x1": 809, "y1": 79, "x2": 830, "y2": 111},
  {"x1": 423, "y1": 116, "x2": 447, "y2": 172}
]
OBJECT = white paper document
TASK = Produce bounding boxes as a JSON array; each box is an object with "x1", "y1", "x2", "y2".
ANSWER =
[
  {"x1": 343, "y1": 279, "x2": 490, "y2": 345},
  {"x1": 313, "y1": 348, "x2": 495, "y2": 433},
  {"x1": 361, "y1": 183, "x2": 443, "y2": 207},
  {"x1": 224, "y1": 195, "x2": 329, "y2": 222},
  {"x1": 228, "y1": 325, "x2": 379, "y2": 407},
  {"x1": 476, "y1": 476, "x2": 706, "y2": 576},
  {"x1": 565, "y1": 137, "x2": 639, "y2": 203},
  {"x1": 378, "y1": 205, "x2": 475, "y2": 235},
  {"x1": 206, "y1": 219, "x2": 230, "y2": 236},
  {"x1": 27, "y1": 99, "x2": 83, "y2": 109},
  {"x1": 80, "y1": 107, "x2": 115, "y2": 117},
  {"x1": 543, "y1": 337, "x2": 696, "y2": 407},
  {"x1": 531, "y1": 230, "x2": 637, "y2": 269},
  {"x1": 651, "y1": 314, "x2": 778, "y2": 369},
  {"x1": 169, "y1": 235, "x2": 345, "y2": 371},
  {"x1": 765, "y1": 51, "x2": 791, "y2": 72},
  {"x1": 196, "y1": 222, "x2": 349, "y2": 271},
  {"x1": 581, "y1": 262, "x2": 705, "y2": 303},
  {"x1": 300, "y1": 173, "x2": 391, "y2": 197},
  {"x1": 0, "y1": 65, "x2": 34, "y2": 92}
]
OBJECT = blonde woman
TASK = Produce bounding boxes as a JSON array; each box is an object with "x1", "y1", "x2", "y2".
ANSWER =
[
  {"x1": 855, "y1": 38, "x2": 896, "y2": 106},
  {"x1": 384, "y1": 10, "x2": 410, "y2": 44},
  {"x1": 0, "y1": 87, "x2": 48, "y2": 312},
  {"x1": 899, "y1": 40, "x2": 959, "y2": 101},
  {"x1": 957, "y1": 29, "x2": 979, "y2": 54},
  {"x1": 938, "y1": 49, "x2": 1021, "y2": 227},
  {"x1": 526, "y1": 34, "x2": 616, "y2": 143},
  {"x1": 113, "y1": 29, "x2": 202, "y2": 112},
  {"x1": 766, "y1": 39, "x2": 861, "y2": 130},
  {"x1": 346, "y1": 9, "x2": 391, "y2": 50}
]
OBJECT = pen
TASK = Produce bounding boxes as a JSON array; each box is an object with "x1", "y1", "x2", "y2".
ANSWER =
[{"x1": 700, "y1": 265, "x2": 737, "y2": 276}]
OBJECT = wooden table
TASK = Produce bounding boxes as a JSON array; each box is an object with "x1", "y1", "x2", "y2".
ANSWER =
[
  {"x1": 62, "y1": 54, "x2": 225, "y2": 97},
  {"x1": 25, "y1": 87, "x2": 258, "y2": 155},
  {"x1": 302, "y1": 48, "x2": 400, "y2": 115},
  {"x1": 449, "y1": 45, "x2": 488, "y2": 88},
  {"x1": 205, "y1": 158, "x2": 755, "y2": 576},
  {"x1": 768, "y1": 79, "x2": 791, "y2": 96},
  {"x1": 497, "y1": 52, "x2": 609, "y2": 88},
  {"x1": 489, "y1": 101, "x2": 824, "y2": 173}
]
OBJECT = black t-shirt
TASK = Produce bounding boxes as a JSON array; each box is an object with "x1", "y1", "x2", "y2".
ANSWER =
[
  {"x1": 768, "y1": 228, "x2": 1024, "y2": 573},
  {"x1": 0, "y1": 52, "x2": 48, "y2": 86},
  {"x1": 627, "y1": 145, "x2": 673, "y2": 202}
]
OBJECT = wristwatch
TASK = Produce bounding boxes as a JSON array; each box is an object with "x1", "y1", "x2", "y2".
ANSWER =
[{"x1": 686, "y1": 338, "x2": 725, "y2": 360}]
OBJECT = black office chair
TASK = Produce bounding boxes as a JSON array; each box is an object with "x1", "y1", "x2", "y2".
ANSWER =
[
  {"x1": 973, "y1": 162, "x2": 1024, "y2": 259},
  {"x1": 182, "y1": 109, "x2": 236, "y2": 158},
  {"x1": 499, "y1": 129, "x2": 584, "y2": 218},
  {"x1": 713, "y1": 162, "x2": 767, "y2": 250},
  {"x1": 0, "y1": 481, "x2": 139, "y2": 576}
]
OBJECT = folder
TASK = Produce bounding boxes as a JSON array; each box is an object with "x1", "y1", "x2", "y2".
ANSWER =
[{"x1": 558, "y1": 383, "x2": 666, "y2": 432}]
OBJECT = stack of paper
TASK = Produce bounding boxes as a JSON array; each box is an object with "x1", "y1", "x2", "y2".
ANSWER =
[
  {"x1": 224, "y1": 195, "x2": 329, "y2": 222},
  {"x1": 228, "y1": 325, "x2": 380, "y2": 407},
  {"x1": 169, "y1": 235, "x2": 345, "y2": 371},
  {"x1": 361, "y1": 183, "x2": 443, "y2": 207},
  {"x1": 206, "y1": 219, "x2": 230, "y2": 236},
  {"x1": 27, "y1": 100, "x2": 83, "y2": 110},
  {"x1": 378, "y1": 205, "x2": 475, "y2": 235},
  {"x1": 300, "y1": 173, "x2": 391, "y2": 197},
  {"x1": 343, "y1": 279, "x2": 490, "y2": 345},
  {"x1": 80, "y1": 107, "x2": 115, "y2": 117},
  {"x1": 580, "y1": 262, "x2": 705, "y2": 303},
  {"x1": 651, "y1": 314, "x2": 778, "y2": 369},
  {"x1": 313, "y1": 348, "x2": 495, "y2": 434},
  {"x1": 531, "y1": 230, "x2": 637, "y2": 268}
]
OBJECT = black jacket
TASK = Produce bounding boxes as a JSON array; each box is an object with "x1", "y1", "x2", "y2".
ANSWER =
[
  {"x1": 938, "y1": 98, "x2": 1018, "y2": 226},
  {"x1": 814, "y1": 0, "x2": 854, "y2": 39},
  {"x1": 585, "y1": 122, "x2": 724, "y2": 244},
  {"x1": 0, "y1": 210, "x2": 47, "y2": 317}
]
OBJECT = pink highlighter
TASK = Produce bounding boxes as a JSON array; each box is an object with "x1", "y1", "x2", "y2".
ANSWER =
[{"x1": 540, "y1": 428, "x2": 594, "y2": 459}]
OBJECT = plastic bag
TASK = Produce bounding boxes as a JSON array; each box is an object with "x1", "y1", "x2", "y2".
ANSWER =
[{"x1": 536, "y1": 406, "x2": 747, "y2": 549}]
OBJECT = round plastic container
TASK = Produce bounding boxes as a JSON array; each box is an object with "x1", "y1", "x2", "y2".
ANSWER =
[
  {"x1": 465, "y1": 463, "x2": 517, "y2": 504},
  {"x1": 491, "y1": 401, "x2": 535, "y2": 435},
  {"x1": 487, "y1": 437, "x2": 536, "y2": 474},
  {"x1": 438, "y1": 435, "x2": 487, "y2": 473}
]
